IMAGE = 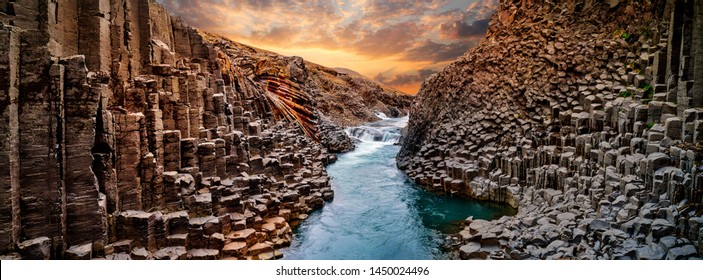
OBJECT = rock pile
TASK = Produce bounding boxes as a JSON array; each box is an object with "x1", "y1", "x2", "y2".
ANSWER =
[
  {"x1": 399, "y1": 0, "x2": 703, "y2": 259},
  {"x1": 0, "y1": 0, "x2": 404, "y2": 259}
]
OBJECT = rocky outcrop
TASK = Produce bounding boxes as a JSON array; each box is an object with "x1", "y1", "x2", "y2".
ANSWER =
[
  {"x1": 399, "y1": 0, "x2": 703, "y2": 259},
  {"x1": 0, "y1": 0, "x2": 391, "y2": 259},
  {"x1": 200, "y1": 35, "x2": 414, "y2": 127}
]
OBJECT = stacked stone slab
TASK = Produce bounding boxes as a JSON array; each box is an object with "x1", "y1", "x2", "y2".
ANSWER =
[{"x1": 399, "y1": 0, "x2": 703, "y2": 259}]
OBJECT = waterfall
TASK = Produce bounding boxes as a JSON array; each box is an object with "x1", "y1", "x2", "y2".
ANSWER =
[
  {"x1": 345, "y1": 115, "x2": 407, "y2": 144},
  {"x1": 345, "y1": 126, "x2": 401, "y2": 143}
]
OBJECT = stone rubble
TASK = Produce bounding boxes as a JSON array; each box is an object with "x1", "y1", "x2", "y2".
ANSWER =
[
  {"x1": 0, "y1": 0, "x2": 408, "y2": 259},
  {"x1": 399, "y1": 0, "x2": 703, "y2": 260}
]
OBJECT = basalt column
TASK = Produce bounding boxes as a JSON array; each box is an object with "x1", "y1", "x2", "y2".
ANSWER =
[
  {"x1": 692, "y1": 0, "x2": 703, "y2": 108},
  {"x1": 18, "y1": 29, "x2": 66, "y2": 254},
  {"x1": 0, "y1": 24, "x2": 21, "y2": 255},
  {"x1": 61, "y1": 56, "x2": 107, "y2": 250}
]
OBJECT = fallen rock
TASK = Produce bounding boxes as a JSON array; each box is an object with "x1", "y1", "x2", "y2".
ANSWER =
[{"x1": 17, "y1": 237, "x2": 51, "y2": 260}]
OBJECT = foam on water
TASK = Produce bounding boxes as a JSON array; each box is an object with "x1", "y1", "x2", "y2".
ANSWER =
[{"x1": 374, "y1": 112, "x2": 389, "y2": 119}]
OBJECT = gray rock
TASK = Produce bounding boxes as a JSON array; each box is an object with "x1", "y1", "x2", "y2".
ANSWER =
[
  {"x1": 556, "y1": 212, "x2": 576, "y2": 224},
  {"x1": 612, "y1": 239, "x2": 637, "y2": 259},
  {"x1": 509, "y1": 250, "x2": 531, "y2": 260},
  {"x1": 666, "y1": 244, "x2": 698, "y2": 260},
  {"x1": 545, "y1": 240, "x2": 567, "y2": 256},
  {"x1": 188, "y1": 249, "x2": 220, "y2": 260},
  {"x1": 154, "y1": 246, "x2": 187, "y2": 260},
  {"x1": 636, "y1": 244, "x2": 665, "y2": 260},
  {"x1": 65, "y1": 243, "x2": 92, "y2": 260},
  {"x1": 650, "y1": 219, "x2": 675, "y2": 238},
  {"x1": 17, "y1": 237, "x2": 51, "y2": 260},
  {"x1": 130, "y1": 247, "x2": 149, "y2": 260},
  {"x1": 589, "y1": 219, "x2": 610, "y2": 231},
  {"x1": 459, "y1": 242, "x2": 482, "y2": 259},
  {"x1": 658, "y1": 236, "x2": 678, "y2": 251},
  {"x1": 106, "y1": 253, "x2": 132, "y2": 260}
]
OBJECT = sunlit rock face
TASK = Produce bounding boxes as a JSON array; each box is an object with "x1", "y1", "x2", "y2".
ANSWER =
[
  {"x1": 0, "y1": 0, "x2": 408, "y2": 260},
  {"x1": 399, "y1": 0, "x2": 703, "y2": 260},
  {"x1": 203, "y1": 34, "x2": 414, "y2": 127}
]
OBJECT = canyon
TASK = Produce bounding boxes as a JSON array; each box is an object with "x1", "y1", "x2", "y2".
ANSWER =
[
  {"x1": 1, "y1": 0, "x2": 702, "y2": 261},
  {"x1": 398, "y1": 0, "x2": 703, "y2": 259},
  {"x1": 0, "y1": 0, "x2": 410, "y2": 259}
]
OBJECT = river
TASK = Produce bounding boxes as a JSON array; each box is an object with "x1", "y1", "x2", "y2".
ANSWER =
[{"x1": 281, "y1": 116, "x2": 512, "y2": 260}]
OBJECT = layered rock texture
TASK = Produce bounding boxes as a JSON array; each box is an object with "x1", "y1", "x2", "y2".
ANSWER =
[
  {"x1": 0, "y1": 0, "x2": 408, "y2": 259},
  {"x1": 398, "y1": 0, "x2": 703, "y2": 259},
  {"x1": 200, "y1": 36, "x2": 413, "y2": 127}
]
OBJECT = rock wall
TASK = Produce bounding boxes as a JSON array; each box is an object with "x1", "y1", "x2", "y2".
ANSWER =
[
  {"x1": 399, "y1": 0, "x2": 703, "y2": 259},
  {"x1": 0, "y1": 0, "x2": 393, "y2": 260}
]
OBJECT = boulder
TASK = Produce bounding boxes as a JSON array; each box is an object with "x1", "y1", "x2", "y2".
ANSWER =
[
  {"x1": 65, "y1": 243, "x2": 92, "y2": 260},
  {"x1": 17, "y1": 237, "x2": 51, "y2": 260}
]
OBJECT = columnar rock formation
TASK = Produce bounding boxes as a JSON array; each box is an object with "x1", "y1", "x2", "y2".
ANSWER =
[
  {"x1": 399, "y1": 0, "x2": 703, "y2": 259},
  {"x1": 0, "y1": 0, "x2": 408, "y2": 260}
]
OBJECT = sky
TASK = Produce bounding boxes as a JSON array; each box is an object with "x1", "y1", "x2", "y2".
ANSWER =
[{"x1": 157, "y1": 0, "x2": 497, "y2": 94}]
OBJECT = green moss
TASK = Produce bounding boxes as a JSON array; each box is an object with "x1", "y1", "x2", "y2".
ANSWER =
[
  {"x1": 619, "y1": 89, "x2": 632, "y2": 98},
  {"x1": 640, "y1": 83, "x2": 654, "y2": 101},
  {"x1": 646, "y1": 121, "x2": 655, "y2": 129},
  {"x1": 621, "y1": 31, "x2": 631, "y2": 41}
]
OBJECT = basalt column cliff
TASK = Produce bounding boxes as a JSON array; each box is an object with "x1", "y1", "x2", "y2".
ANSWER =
[
  {"x1": 0, "y1": 0, "x2": 409, "y2": 260},
  {"x1": 399, "y1": 0, "x2": 703, "y2": 259}
]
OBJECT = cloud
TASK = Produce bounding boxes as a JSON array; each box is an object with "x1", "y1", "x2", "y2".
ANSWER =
[
  {"x1": 375, "y1": 68, "x2": 438, "y2": 86},
  {"x1": 249, "y1": 26, "x2": 298, "y2": 45},
  {"x1": 440, "y1": 18, "x2": 490, "y2": 39},
  {"x1": 156, "y1": 0, "x2": 498, "y2": 94},
  {"x1": 160, "y1": 0, "x2": 226, "y2": 29},
  {"x1": 406, "y1": 40, "x2": 477, "y2": 63},
  {"x1": 363, "y1": 0, "x2": 436, "y2": 20},
  {"x1": 352, "y1": 22, "x2": 423, "y2": 57}
]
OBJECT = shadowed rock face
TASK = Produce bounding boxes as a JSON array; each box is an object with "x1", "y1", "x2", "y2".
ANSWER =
[
  {"x1": 0, "y1": 0, "x2": 405, "y2": 260},
  {"x1": 399, "y1": 0, "x2": 703, "y2": 259}
]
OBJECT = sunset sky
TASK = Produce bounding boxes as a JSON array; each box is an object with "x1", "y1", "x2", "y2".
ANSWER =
[{"x1": 157, "y1": 0, "x2": 497, "y2": 94}]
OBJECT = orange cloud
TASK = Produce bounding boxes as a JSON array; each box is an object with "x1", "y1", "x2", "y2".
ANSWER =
[{"x1": 158, "y1": 0, "x2": 498, "y2": 94}]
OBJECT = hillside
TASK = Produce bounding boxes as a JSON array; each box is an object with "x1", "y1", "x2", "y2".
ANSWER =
[
  {"x1": 398, "y1": 0, "x2": 703, "y2": 259},
  {"x1": 200, "y1": 34, "x2": 413, "y2": 127}
]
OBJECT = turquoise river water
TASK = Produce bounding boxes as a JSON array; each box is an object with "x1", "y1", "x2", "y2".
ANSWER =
[{"x1": 282, "y1": 116, "x2": 512, "y2": 260}]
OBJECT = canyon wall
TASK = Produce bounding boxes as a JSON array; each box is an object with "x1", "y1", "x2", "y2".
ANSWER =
[
  {"x1": 399, "y1": 0, "x2": 703, "y2": 259},
  {"x1": 0, "y1": 0, "x2": 407, "y2": 259}
]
